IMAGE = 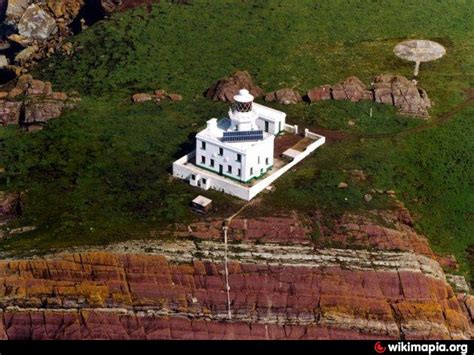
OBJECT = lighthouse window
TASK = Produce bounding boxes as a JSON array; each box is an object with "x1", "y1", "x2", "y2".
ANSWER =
[
  {"x1": 201, "y1": 156, "x2": 206, "y2": 164},
  {"x1": 219, "y1": 147, "x2": 223, "y2": 156},
  {"x1": 250, "y1": 167, "x2": 254, "y2": 175},
  {"x1": 234, "y1": 101, "x2": 252, "y2": 112},
  {"x1": 210, "y1": 159, "x2": 215, "y2": 167},
  {"x1": 227, "y1": 165, "x2": 232, "y2": 174},
  {"x1": 266, "y1": 157, "x2": 269, "y2": 165},
  {"x1": 201, "y1": 141, "x2": 206, "y2": 150},
  {"x1": 237, "y1": 154, "x2": 241, "y2": 162}
]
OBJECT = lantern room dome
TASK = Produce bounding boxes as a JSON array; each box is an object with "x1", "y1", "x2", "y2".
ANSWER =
[{"x1": 234, "y1": 89, "x2": 254, "y2": 103}]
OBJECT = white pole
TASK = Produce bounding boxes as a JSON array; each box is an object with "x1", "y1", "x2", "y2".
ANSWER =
[
  {"x1": 223, "y1": 225, "x2": 232, "y2": 320},
  {"x1": 414, "y1": 60, "x2": 420, "y2": 77}
]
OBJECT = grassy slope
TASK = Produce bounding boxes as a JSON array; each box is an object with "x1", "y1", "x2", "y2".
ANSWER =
[{"x1": 0, "y1": 1, "x2": 473, "y2": 277}]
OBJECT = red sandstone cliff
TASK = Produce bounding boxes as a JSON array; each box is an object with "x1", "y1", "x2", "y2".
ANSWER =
[{"x1": 0, "y1": 206, "x2": 472, "y2": 340}]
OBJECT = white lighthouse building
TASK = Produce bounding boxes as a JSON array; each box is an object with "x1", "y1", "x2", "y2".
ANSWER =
[
  {"x1": 195, "y1": 89, "x2": 285, "y2": 183},
  {"x1": 173, "y1": 88, "x2": 325, "y2": 200}
]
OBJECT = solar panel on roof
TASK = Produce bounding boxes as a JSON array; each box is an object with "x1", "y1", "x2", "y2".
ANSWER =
[{"x1": 222, "y1": 130, "x2": 263, "y2": 142}]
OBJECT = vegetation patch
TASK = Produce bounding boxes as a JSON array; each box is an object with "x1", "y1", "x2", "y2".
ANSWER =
[{"x1": 0, "y1": 1, "x2": 472, "y2": 280}]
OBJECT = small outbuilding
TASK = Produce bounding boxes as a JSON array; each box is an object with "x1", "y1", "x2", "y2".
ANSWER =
[{"x1": 191, "y1": 195, "x2": 212, "y2": 213}]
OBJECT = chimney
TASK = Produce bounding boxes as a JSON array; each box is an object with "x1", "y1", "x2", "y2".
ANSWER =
[{"x1": 206, "y1": 118, "x2": 218, "y2": 130}]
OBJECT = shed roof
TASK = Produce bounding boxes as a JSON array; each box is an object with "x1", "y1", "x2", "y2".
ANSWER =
[{"x1": 192, "y1": 195, "x2": 212, "y2": 207}]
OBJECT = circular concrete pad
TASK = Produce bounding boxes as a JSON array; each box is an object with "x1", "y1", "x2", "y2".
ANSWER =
[
  {"x1": 394, "y1": 40, "x2": 446, "y2": 76},
  {"x1": 394, "y1": 39, "x2": 446, "y2": 62}
]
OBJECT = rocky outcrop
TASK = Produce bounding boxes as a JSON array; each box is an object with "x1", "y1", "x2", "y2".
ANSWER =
[
  {"x1": 172, "y1": 215, "x2": 311, "y2": 245},
  {"x1": 17, "y1": 4, "x2": 58, "y2": 40},
  {"x1": 306, "y1": 75, "x2": 432, "y2": 118},
  {"x1": 131, "y1": 93, "x2": 153, "y2": 103},
  {"x1": 1, "y1": 1, "x2": 82, "y2": 74},
  {"x1": 0, "y1": 100, "x2": 22, "y2": 125},
  {"x1": 0, "y1": 74, "x2": 79, "y2": 128},
  {"x1": 307, "y1": 84, "x2": 331, "y2": 102},
  {"x1": 373, "y1": 74, "x2": 431, "y2": 117},
  {"x1": 206, "y1": 71, "x2": 264, "y2": 102},
  {"x1": 265, "y1": 88, "x2": 302, "y2": 105},
  {"x1": 5, "y1": 0, "x2": 29, "y2": 21},
  {"x1": 101, "y1": 0, "x2": 123, "y2": 14},
  {"x1": 207, "y1": 73, "x2": 431, "y2": 117},
  {"x1": 0, "y1": 1, "x2": 187, "y2": 76},
  {"x1": 131, "y1": 89, "x2": 182, "y2": 103},
  {"x1": 315, "y1": 209, "x2": 435, "y2": 258},
  {"x1": 330, "y1": 76, "x2": 373, "y2": 102}
]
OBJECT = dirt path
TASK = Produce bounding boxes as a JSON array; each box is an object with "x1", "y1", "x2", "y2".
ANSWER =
[{"x1": 310, "y1": 88, "x2": 474, "y2": 142}]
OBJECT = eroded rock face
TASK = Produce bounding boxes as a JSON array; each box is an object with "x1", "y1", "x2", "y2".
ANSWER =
[
  {"x1": 5, "y1": 0, "x2": 29, "y2": 21},
  {"x1": 17, "y1": 4, "x2": 58, "y2": 40},
  {"x1": 206, "y1": 71, "x2": 264, "y2": 102},
  {"x1": 0, "y1": 100, "x2": 22, "y2": 125},
  {"x1": 0, "y1": 248, "x2": 471, "y2": 340},
  {"x1": 0, "y1": 74, "x2": 77, "y2": 127},
  {"x1": 0, "y1": 203, "x2": 471, "y2": 340},
  {"x1": 24, "y1": 99, "x2": 64, "y2": 123},
  {"x1": 46, "y1": 0, "x2": 85, "y2": 19},
  {"x1": 306, "y1": 75, "x2": 432, "y2": 118},
  {"x1": 177, "y1": 215, "x2": 311, "y2": 245},
  {"x1": 307, "y1": 84, "x2": 331, "y2": 102},
  {"x1": 331, "y1": 76, "x2": 373, "y2": 102},
  {"x1": 265, "y1": 88, "x2": 302, "y2": 105},
  {"x1": 373, "y1": 74, "x2": 431, "y2": 117}
]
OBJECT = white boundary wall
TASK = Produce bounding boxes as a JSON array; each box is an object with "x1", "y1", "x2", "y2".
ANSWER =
[
  {"x1": 284, "y1": 123, "x2": 298, "y2": 134},
  {"x1": 173, "y1": 132, "x2": 325, "y2": 201},
  {"x1": 248, "y1": 133, "x2": 325, "y2": 200}
]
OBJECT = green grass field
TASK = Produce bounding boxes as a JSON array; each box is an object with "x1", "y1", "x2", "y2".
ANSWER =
[{"x1": 0, "y1": 1, "x2": 473, "y2": 279}]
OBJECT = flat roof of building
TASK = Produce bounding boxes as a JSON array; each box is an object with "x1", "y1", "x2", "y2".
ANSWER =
[
  {"x1": 253, "y1": 102, "x2": 286, "y2": 122},
  {"x1": 192, "y1": 195, "x2": 212, "y2": 207}
]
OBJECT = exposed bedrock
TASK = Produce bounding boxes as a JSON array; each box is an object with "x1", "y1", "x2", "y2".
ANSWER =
[
  {"x1": 0, "y1": 0, "x2": 173, "y2": 74},
  {"x1": 0, "y1": 249, "x2": 471, "y2": 340},
  {"x1": 306, "y1": 74, "x2": 431, "y2": 118},
  {"x1": 0, "y1": 74, "x2": 80, "y2": 129},
  {"x1": 0, "y1": 201, "x2": 471, "y2": 339},
  {"x1": 264, "y1": 88, "x2": 303, "y2": 105},
  {"x1": 205, "y1": 71, "x2": 264, "y2": 102},
  {"x1": 207, "y1": 71, "x2": 432, "y2": 118}
]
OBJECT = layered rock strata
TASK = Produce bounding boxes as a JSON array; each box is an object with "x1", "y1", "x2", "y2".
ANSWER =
[
  {"x1": 0, "y1": 201, "x2": 471, "y2": 340},
  {"x1": 0, "y1": 246, "x2": 471, "y2": 340}
]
